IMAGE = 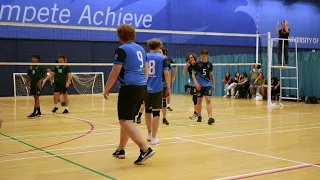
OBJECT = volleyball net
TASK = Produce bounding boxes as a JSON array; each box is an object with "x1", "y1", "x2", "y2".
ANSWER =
[{"x1": 0, "y1": 26, "x2": 295, "y2": 108}]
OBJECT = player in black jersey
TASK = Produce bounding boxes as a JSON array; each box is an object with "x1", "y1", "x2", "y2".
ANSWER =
[{"x1": 183, "y1": 53, "x2": 198, "y2": 120}]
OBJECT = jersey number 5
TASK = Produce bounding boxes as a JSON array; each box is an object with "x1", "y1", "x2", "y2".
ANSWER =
[
  {"x1": 137, "y1": 51, "x2": 144, "y2": 68},
  {"x1": 148, "y1": 60, "x2": 156, "y2": 75},
  {"x1": 203, "y1": 69, "x2": 207, "y2": 76}
]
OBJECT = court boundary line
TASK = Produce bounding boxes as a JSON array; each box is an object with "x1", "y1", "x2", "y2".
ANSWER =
[
  {"x1": 1, "y1": 125, "x2": 318, "y2": 159},
  {"x1": 0, "y1": 132, "x2": 117, "y2": 180},
  {"x1": 214, "y1": 163, "x2": 320, "y2": 180},
  {"x1": 0, "y1": 119, "x2": 95, "y2": 157},
  {"x1": 176, "y1": 137, "x2": 320, "y2": 168}
]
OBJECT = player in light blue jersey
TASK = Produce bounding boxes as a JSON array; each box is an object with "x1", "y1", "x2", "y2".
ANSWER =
[
  {"x1": 183, "y1": 53, "x2": 198, "y2": 120},
  {"x1": 144, "y1": 38, "x2": 171, "y2": 145},
  {"x1": 192, "y1": 49, "x2": 215, "y2": 125},
  {"x1": 104, "y1": 24, "x2": 155, "y2": 165}
]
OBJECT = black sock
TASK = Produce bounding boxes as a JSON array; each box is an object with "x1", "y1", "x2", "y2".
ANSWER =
[
  {"x1": 33, "y1": 107, "x2": 37, "y2": 113},
  {"x1": 37, "y1": 107, "x2": 41, "y2": 113},
  {"x1": 138, "y1": 112, "x2": 142, "y2": 118},
  {"x1": 194, "y1": 111, "x2": 198, "y2": 115}
]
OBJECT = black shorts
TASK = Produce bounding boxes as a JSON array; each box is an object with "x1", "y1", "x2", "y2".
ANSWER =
[
  {"x1": 196, "y1": 86, "x2": 212, "y2": 98},
  {"x1": 30, "y1": 87, "x2": 41, "y2": 96},
  {"x1": 190, "y1": 86, "x2": 197, "y2": 95},
  {"x1": 54, "y1": 84, "x2": 68, "y2": 94},
  {"x1": 163, "y1": 86, "x2": 169, "y2": 98},
  {"x1": 118, "y1": 85, "x2": 147, "y2": 120},
  {"x1": 145, "y1": 91, "x2": 163, "y2": 110}
]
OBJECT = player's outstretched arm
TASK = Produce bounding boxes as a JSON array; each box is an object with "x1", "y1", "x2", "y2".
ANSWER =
[
  {"x1": 210, "y1": 72, "x2": 215, "y2": 91},
  {"x1": 104, "y1": 64, "x2": 122, "y2": 98},
  {"x1": 144, "y1": 62, "x2": 149, "y2": 82},
  {"x1": 164, "y1": 70, "x2": 171, "y2": 96},
  {"x1": 276, "y1": 21, "x2": 279, "y2": 34},
  {"x1": 192, "y1": 71, "x2": 201, "y2": 90}
]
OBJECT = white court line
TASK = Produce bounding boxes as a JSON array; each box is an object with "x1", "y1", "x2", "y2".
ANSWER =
[
  {"x1": 0, "y1": 129, "x2": 118, "y2": 143},
  {"x1": 176, "y1": 137, "x2": 320, "y2": 168},
  {"x1": 0, "y1": 140, "x2": 189, "y2": 163},
  {"x1": 161, "y1": 122, "x2": 320, "y2": 140},
  {"x1": 196, "y1": 126, "x2": 320, "y2": 141},
  {"x1": 2, "y1": 125, "x2": 318, "y2": 158},
  {"x1": 214, "y1": 164, "x2": 311, "y2": 180}
]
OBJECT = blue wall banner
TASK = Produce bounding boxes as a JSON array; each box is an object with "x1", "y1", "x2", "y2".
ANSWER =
[{"x1": 0, "y1": 0, "x2": 319, "y2": 48}]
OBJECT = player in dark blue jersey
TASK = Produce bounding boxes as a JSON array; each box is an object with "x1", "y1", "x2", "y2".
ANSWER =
[
  {"x1": 183, "y1": 53, "x2": 198, "y2": 120},
  {"x1": 162, "y1": 48, "x2": 176, "y2": 112},
  {"x1": 159, "y1": 49, "x2": 170, "y2": 125},
  {"x1": 144, "y1": 38, "x2": 171, "y2": 145},
  {"x1": 192, "y1": 49, "x2": 215, "y2": 125},
  {"x1": 104, "y1": 24, "x2": 155, "y2": 165}
]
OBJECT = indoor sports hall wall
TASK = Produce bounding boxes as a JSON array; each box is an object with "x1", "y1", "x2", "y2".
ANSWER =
[{"x1": 0, "y1": 0, "x2": 320, "y2": 97}]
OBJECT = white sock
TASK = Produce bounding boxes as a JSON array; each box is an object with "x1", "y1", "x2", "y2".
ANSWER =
[
  {"x1": 55, "y1": 104, "x2": 58, "y2": 108},
  {"x1": 167, "y1": 104, "x2": 171, "y2": 107},
  {"x1": 65, "y1": 106, "x2": 68, "y2": 110}
]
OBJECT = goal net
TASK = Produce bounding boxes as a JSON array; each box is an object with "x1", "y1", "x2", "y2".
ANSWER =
[{"x1": 13, "y1": 72, "x2": 104, "y2": 97}]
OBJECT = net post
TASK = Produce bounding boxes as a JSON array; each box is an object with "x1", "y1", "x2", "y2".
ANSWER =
[
  {"x1": 102, "y1": 72, "x2": 105, "y2": 94},
  {"x1": 295, "y1": 41, "x2": 299, "y2": 102},
  {"x1": 13, "y1": 73, "x2": 16, "y2": 98},
  {"x1": 92, "y1": 74, "x2": 97, "y2": 94},
  {"x1": 267, "y1": 32, "x2": 272, "y2": 107},
  {"x1": 255, "y1": 34, "x2": 259, "y2": 64}
]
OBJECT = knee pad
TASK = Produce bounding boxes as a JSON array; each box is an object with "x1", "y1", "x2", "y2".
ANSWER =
[
  {"x1": 145, "y1": 108, "x2": 152, "y2": 114},
  {"x1": 192, "y1": 95, "x2": 197, "y2": 105},
  {"x1": 162, "y1": 99, "x2": 167, "y2": 108},
  {"x1": 152, "y1": 110, "x2": 160, "y2": 117}
]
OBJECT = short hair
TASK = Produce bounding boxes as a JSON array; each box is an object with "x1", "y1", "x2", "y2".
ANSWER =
[
  {"x1": 185, "y1": 53, "x2": 197, "y2": 62},
  {"x1": 117, "y1": 24, "x2": 136, "y2": 43},
  {"x1": 147, "y1": 38, "x2": 163, "y2": 50},
  {"x1": 57, "y1": 55, "x2": 66, "y2": 60},
  {"x1": 161, "y1": 48, "x2": 168, "y2": 55},
  {"x1": 200, "y1": 49, "x2": 209, "y2": 55},
  {"x1": 32, "y1": 55, "x2": 40, "y2": 60}
]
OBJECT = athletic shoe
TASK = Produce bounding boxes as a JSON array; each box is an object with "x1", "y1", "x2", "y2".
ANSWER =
[
  {"x1": 189, "y1": 113, "x2": 198, "y2": 120},
  {"x1": 163, "y1": 118, "x2": 169, "y2": 125},
  {"x1": 134, "y1": 147, "x2": 155, "y2": 165},
  {"x1": 167, "y1": 107, "x2": 173, "y2": 111},
  {"x1": 151, "y1": 138, "x2": 159, "y2": 145},
  {"x1": 136, "y1": 117, "x2": 141, "y2": 124},
  {"x1": 36, "y1": 112, "x2": 42, "y2": 117},
  {"x1": 52, "y1": 107, "x2": 59, "y2": 113},
  {"x1": 223, "y1": 95, "x2": 227, "y2": 98},
  {"x1": 63, "y1": 109, "x2": 69, "y2": 114},
  {"x1": 197, "y1": 116, "x2": 202, "y2": 122},
  {"x1": 208, "y1": 118, "x2": 215, "y2": 125},
  {"x1": 147, "y1": 133, "x2": 152, "y2": 142},
  {"x1": 112, "y1": 149, "x2": 125, "y2": 159},
  {"x1": 27, "y1": 113, "x2": 37, "y2": 119}
]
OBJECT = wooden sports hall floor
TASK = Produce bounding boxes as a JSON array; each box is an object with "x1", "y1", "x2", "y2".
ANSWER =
[{"x1": 0, "y1": 94, "x2": 319, "y2": 180}]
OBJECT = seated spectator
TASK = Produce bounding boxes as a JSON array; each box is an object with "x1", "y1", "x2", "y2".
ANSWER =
[
  {"x1": 225, "y1": 72, "x2": 240, "y2": 98},
  {"x1": 261, "y1": 72, "x2": 280, "y2": 99},
  {"x1": 222, "y1": 72, "x2": 232, "y2": 97},
  {"x1": 250, "y1": 64, "x2": 261, "y2": 84},
  {"x1": 235, "y1": 72, "x2": 250, "y2": 98},
  {"x1": 250, "y1": 72, "x2": 265, "y2": 100}
]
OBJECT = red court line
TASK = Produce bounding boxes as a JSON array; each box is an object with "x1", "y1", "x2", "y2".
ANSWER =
[
  {"x1": 233, "y1": 163, "x2": 320, "y2": 180},
  {"x1": 0, "y1": 119, "x2": 94, "y2": 157}
]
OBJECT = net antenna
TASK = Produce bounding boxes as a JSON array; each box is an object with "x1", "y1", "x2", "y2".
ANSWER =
[
  {"x1": 13, "y1": 72, "x2": 105, "y2": 97},
  {"x1": 267, "y1": 32, "x2": 299, "y2": 108}
]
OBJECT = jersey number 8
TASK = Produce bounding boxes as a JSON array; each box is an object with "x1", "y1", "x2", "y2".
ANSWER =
[{"x1": 148, "y1": 60, "x2": 156, "y2": 75}]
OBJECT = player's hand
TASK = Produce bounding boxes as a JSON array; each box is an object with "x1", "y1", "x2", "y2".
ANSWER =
[
  {"x1": 195, "y1": 83, "x2": 201, "y2": 91},
  {"x1": 38, "y1": 81, "x2": 42, "y2": 89},
  {"x1": 186, "y1": 62, "x2": 190, "y2": 67},
  {"x1": 104, "y1": 91, "x2": 109, "y2": 100},
  {"x1": 172, "y1": 77, "x2": 176, "y2": 83},
  {"x1": 23, "y1": 84, "x2": 29, "y2": 91},
  {"x1": 212, "y1": 86, "x2": 215, "y2": 91},
  {"x1": 285, "y1": 20, "x2": 288, "y2": 25},
  {"x1": 65, "y1": 82, "x2": 70, "y2": 88},
  {"x1": 165, "y1": 88, "x2": 171, "y2": 97}
]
